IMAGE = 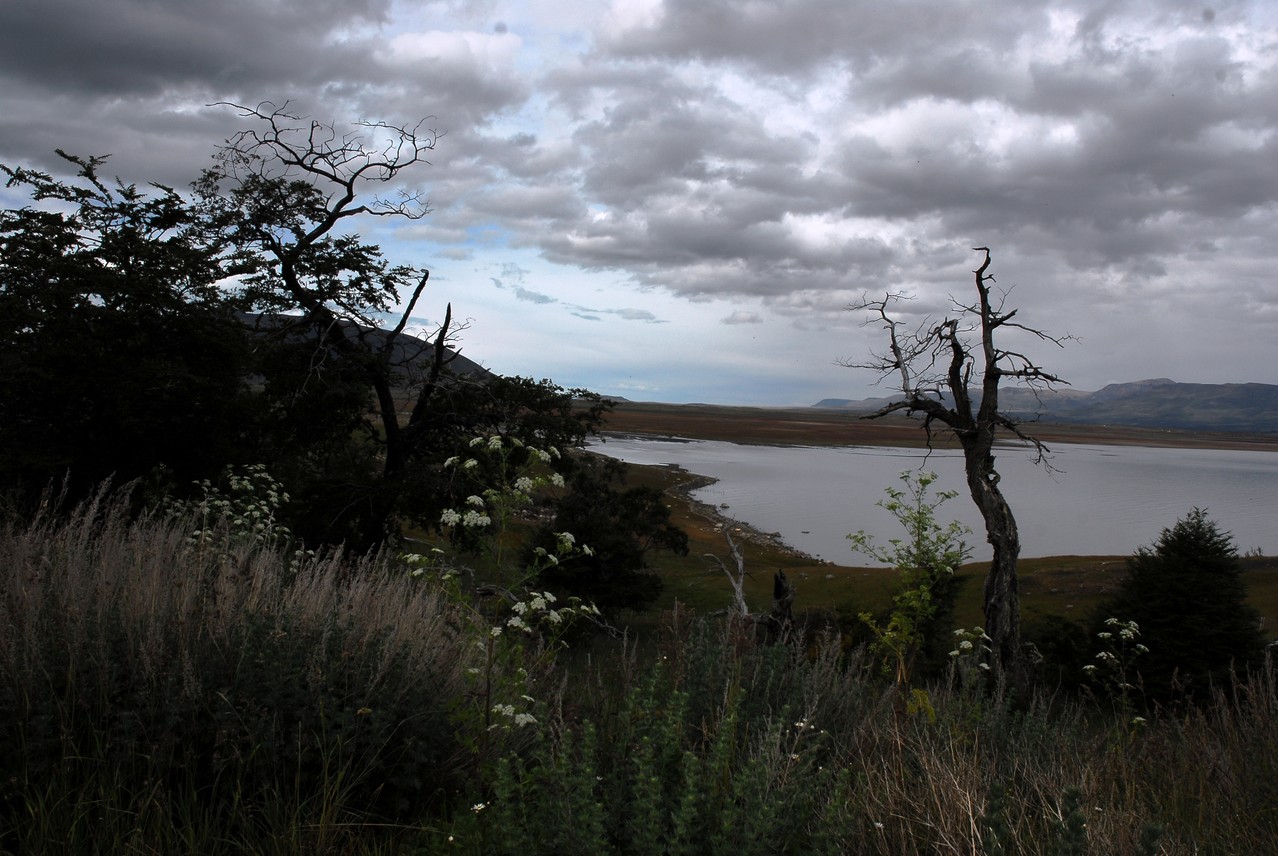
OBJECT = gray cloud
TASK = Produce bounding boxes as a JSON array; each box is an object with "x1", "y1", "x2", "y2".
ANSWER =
[
  {"x1": 3, "y1": 0, "x2": 1277, "y2": 400},
  {"x1": 513, "y1": 286, "x2": 556, "y2": 304}
]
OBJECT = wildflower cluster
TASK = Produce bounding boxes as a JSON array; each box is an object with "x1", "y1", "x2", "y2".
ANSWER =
[
  {"x1": 1085, "y1": 618, "x2": 1149, "y2": 718},
  {"x1": 400, "y1": 547, "x2": 450, "y2": 579},
  {"x1": 438, "y1": 434, "x2": 567, "y2": 575},
  {"x1": 949, "y1": 625, "x2": 993, "y2": 670},
  {"x1": 459, "y1": 583, "x2": 604, "y2": 772},
  {"x1": 167, "y1": 464, "x2": 313, "y2": 568},
  {"x1": 500, "y1": 587, "x2": 601, "y2": 636},
  {"x1": 531, "y1": 530, "x2": 595, "y2": 568}
]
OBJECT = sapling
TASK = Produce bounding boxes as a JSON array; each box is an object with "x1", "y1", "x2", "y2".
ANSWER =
[{"x1": 849, "y1": 470, "x2": 971, "y2": 691}]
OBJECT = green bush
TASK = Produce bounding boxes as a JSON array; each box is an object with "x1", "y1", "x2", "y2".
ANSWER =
[{"x1": 1092, "y1": 508, "x2": 1266, "y2": 702}]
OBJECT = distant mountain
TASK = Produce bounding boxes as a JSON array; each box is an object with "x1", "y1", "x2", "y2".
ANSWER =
[
  {"x1": 814, "y1": 379, "x2": 1278, "y2": 433},
  {"x1": 242, "y1": 312, "x2": 490, "y2": 382}
]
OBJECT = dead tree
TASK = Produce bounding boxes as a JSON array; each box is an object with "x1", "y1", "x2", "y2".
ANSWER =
[
  {"x1": 844, "y1": 248, "x2": 1067, "y2": 681},
  {"x1": 707, "y1": 528, "x2": 796, "y2": 642}
]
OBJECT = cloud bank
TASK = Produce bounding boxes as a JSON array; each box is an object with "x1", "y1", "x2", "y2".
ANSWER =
[{"x1": 3, "y1": 0, "x2": 1276, "y2": 404}]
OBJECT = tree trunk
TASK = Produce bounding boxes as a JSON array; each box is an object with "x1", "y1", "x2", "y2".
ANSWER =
[{"x1": 964, "y1": 443, "x2": 1023, "y2": 682}]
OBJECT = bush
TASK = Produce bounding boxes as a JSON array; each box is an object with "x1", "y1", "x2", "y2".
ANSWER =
[
  {"x1": 1092, "y1": 508, "x2": 1266, "y2": 703},
  {"x1": 526, "y1": 457, "x2": 687, "y2": 616}
]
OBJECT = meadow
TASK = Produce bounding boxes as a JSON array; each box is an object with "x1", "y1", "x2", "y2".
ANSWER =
[{"x1": 4, "y1": 462, "x2": 1277, "y2": 855}]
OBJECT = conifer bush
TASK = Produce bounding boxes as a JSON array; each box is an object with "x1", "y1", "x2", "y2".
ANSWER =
[{"x1": 1092, "y1": 507, "x2": 1266, "y2": 702}]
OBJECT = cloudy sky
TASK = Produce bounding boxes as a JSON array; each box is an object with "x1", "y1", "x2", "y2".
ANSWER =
[{"x1": 3, "y1": 0, "x2": 1277, "y2": 405}]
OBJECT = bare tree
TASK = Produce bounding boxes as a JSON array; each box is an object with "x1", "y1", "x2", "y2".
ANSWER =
[{"x1": 844, "y1": 248, "x2": 1068, "y2": 680}]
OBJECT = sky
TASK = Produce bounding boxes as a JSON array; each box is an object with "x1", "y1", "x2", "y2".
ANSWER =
[{"x1": 3, "y1": 0, "x2": 1277, "y2": 406}]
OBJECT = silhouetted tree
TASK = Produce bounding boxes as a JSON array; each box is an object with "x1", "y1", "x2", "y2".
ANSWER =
[
  {"x1": 0, "y1": 152, "x2": 259, "y2": 504},
  {"x1": 193, "y1": 101, "x2": 454, "y2": 547},
  {"x1": 4, "y1": 109, "x2": 615, "y2": 554},
  {"x1": 846, "y1": 248, "x2": 1068, "y2": 682}
]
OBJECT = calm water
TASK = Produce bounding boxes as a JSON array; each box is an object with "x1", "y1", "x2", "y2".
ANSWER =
[{"x1": 588, "y1": 436, "x2": 1278, "y2": 564}]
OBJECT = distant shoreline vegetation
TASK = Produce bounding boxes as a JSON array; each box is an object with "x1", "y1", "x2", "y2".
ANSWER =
[{"x1": 595, "y1": 399, "x2": 1278, "y2": 452}]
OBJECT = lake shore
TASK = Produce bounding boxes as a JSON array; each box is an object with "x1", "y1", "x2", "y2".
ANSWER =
[
  {"x1": 589, "y1": 402, "x2": 1278, "y2": 630},
  {"x1": 600, "y1": 401, "x2": 1278, "y2": 453},
  {"x1": 656, "y1": 466, "x2": 816, "y2": 560}
]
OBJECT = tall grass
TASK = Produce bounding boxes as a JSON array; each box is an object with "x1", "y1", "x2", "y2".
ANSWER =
[
  {"x1": 0, "y1": 489, "x2": 490, "y2": 853},
  {"x1": 3, "y1": 490, "x2": 1276, "y2": 854},
  {"x1": 430, "y1": 614, "x2": 1278, "y2": 855}
]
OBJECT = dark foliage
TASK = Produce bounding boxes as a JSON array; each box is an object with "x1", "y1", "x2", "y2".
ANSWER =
[
  {"x1": 525, "y1": 456, "x2": 686, "y2": 615},
  {"x1": 3, "y1": 114, "x2": 616, "y2": 554},
  {"x1": 0, "y1": 153, "x2": 261, "y2": 506},
  {"x1": 1093, "y1": 508, "x2": 1265, "y2": 702},
  {"x1": 1022, "y1": 614, "x2": 1092, "y2": 692}
]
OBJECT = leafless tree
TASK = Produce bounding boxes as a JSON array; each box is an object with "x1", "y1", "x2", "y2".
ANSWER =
[{"x1": 844, "y1": 248, "x2": 1068, "y2": 680}]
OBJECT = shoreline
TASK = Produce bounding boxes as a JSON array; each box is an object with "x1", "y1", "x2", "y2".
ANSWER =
[
  {"x1": 659, "y1": 465, "x2": 817, "y2": 561},
  {"x1": 594, "y1": 429, "x2": 1278, "y2": 565}
]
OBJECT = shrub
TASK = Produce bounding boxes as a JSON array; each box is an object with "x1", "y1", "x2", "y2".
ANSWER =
[
  {"x1": 1092, "y1": 508, "x2": 1265, "y2": 702},
  {"x1": 848, "y1": 470, "x2": 971, "y2": 687}
]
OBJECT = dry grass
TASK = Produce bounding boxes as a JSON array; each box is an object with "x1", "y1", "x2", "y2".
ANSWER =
[
  {"x1": 0, "y1": 488, "x2": 496, "y2": 853},
  {"x1": 4, "y1": 487, "x2": 1277, "y2": 854}
]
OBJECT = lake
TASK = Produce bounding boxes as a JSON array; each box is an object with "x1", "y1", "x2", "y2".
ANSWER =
[{"x1": 587, "y1": 436, "x2": 1278, "y2": 564}]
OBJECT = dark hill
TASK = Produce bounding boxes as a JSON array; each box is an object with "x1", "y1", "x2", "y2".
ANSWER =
[
  {"x1": 814, "y1": 379, "x2": 1278, "y2": 433},
  {"x1": 242, "y1": 312, "x2": 490, "y2": 384}
]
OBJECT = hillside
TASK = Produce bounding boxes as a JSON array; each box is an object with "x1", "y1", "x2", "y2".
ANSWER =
[
  {"x1": 814, "y1": 378, "x2": 1278, "y2": 433},
  {"x1": 242, "y1": 312, "x2": 490, "y2": 382}
]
